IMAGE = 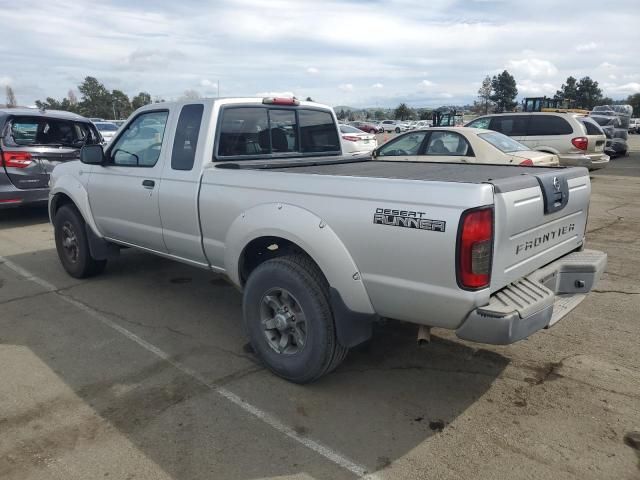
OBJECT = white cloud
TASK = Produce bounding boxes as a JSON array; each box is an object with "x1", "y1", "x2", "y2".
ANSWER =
[
  {"x1": 438, "y1": 92, "x2": 453, "y2": 99},
  {"x1": 339, "y1": 83, "x2": 354, "y2": 92},
  {"x1": 506, "y1": 58, "x2": 558, "y2": 77},
  {"x1": 255, "y1": 91, "x2": 295, "y2": 98},
  {"x1": 604, "y1": 82, "x2": 640, "y2": 94},
  {"x1": 200, "y1": 79, "x2": 217, "y2": 88},
  {"x1": 517, "y1": 79, "x2": 556, "y2": 95},
  {"x1": 419, "y1": 79, "x2": 435, "y2": 88},
  {"x1": 371, "y1": 83, "x2": 384, "y2": 89},
  {"x1": 306, "y1": 67, "x2": 319, "y2": 74},
  {"x1": 608, "y1": 74, "x2": 617, "y2": 80},
  {"x1": 0, "y1": 76, "x2": 12, "y2": 87},
  {"x1": 576, "y1": 42, "x2": 597, "y2": 52},
  {"x1": 598, "y1": 62, "x2": 616, "y2": 69}
]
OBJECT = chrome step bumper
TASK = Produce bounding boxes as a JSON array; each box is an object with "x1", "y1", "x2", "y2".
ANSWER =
[{"x1": 456, "y1": 249, "x2": 607, "y2": 345}]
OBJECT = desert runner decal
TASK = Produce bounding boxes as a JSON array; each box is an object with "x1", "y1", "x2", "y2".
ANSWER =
[{"x1": 373, "y1": 208, "x2": 446, "y2": 232}]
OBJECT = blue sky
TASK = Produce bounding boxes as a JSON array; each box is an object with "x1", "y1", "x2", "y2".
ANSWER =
[{"x1": 1, "y1": 0, "x2": 638, "y2": 108}]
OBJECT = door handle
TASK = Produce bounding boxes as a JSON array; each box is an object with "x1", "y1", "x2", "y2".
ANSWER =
[{"x1": 142, "y1": 179, "x2": 155, "y2": 189}]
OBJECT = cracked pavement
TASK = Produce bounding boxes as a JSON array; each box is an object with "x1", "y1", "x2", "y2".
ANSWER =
[{"x1": 0, "y1": 141, "x2": 639, "y2": 479}]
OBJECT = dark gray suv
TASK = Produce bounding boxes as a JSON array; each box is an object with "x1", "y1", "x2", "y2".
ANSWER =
[{"x1": 0, "y1": 109, "x2": 100, "y2": 208}]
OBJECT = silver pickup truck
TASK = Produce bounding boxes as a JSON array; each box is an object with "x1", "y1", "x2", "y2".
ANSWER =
[{"x1": 49, "y1": 97, "x2": 606, "y2": 383}]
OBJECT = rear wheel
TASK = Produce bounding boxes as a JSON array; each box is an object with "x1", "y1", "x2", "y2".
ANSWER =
[
  {"x1": 243, "y1": 254, "x2": 348, "y2": 383},
  {"x1": 395, "y1": 127, "x2": 401, "y2": 133},
  {"x1": 54, "y1": 205, "x2": 106, "y2": 278}
]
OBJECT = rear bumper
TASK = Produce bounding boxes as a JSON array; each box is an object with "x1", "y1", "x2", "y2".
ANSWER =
[
  {"x1": 456, "y1": 249, "x2": 607, "y2": 345},
  {"x1": 558, "y1": 153, "x2": 610, "y2": 170},
  {"x1": 0, "y1": 179, "x2": 49, "y2": 209}
]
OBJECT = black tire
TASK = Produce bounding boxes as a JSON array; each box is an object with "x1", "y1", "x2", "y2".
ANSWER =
[
  {"x1": 54, "y1": 204, "x2": 107, "y2": 278},
  {"x1": 395, "y1": 127, "x2": 401, "y2": 133},
  {"x1": 243, "y1": 254, "x2": 348, "y2": 383}
]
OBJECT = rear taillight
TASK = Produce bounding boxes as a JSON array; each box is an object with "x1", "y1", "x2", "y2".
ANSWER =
[
  {"x1": 0, "y1": 151, "x2": 33, "y2": 168},
  {"x1": 571, "y1": 137, "x2": 588, "y2": 150},
  {"x1": 342, "y1": 135, "x2": 360, "y2": 142},
  {"x1": 457, "y1": 207, "x2": 493, "y2": 290},
  {"x1": 519, "y1": 158, "x2": 533, "y2": 166},
  {"x1": 262, "y1": 97, "x2": 300, "y2": 106}
]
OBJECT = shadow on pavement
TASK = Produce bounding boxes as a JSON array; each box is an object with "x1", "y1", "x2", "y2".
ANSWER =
[
  {"x1": 0, "y1": 247, "x2": 509, "y2": 479},
  {"x1": 0, "y1": 204, "x2": 50, "y2": 230}
]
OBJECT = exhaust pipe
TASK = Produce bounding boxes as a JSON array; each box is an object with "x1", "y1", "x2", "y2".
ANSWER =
[{"x1": 417, "y1": 325, "x2": 431, "y2": 346}]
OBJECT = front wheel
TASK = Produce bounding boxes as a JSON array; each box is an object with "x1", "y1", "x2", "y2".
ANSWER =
[
  {"x1": 54, "y1": 205, "x2": 107, "y2": 278},
  {"x1": 395, "y1": 127, "x2": 401, "y2": 133},
  {"x1": 243, "y1": 254, "x2": 348, "y2": 383}
]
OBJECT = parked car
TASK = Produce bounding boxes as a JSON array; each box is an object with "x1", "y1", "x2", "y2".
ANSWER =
[
  {"x1": 339, "y1": 124, "x2": 377, "y2": 154},
  {"x1": 109, "y1": 120, "x2": 126, "y2": 128},
  {"x1": 414, "y1": 120, "x2": 430, "y2": 129},
  {"x1": 372, "y1": 127, "x2": 558, "y2": 166},
  {"x1": 0, "y1": 108, "x2": 101, "y2": 208},
  {"x1": 466, "y1": 112, "x2": 609, "y2": 170},
  {"x1": 380, "y1": 120, "x2": 408, "y2": 133},
  {"x1": 348, "y1": 121, "x2": 382, "y2": 134},
  {"x1": 49, "y1": 97, "x2": 605, "y2": 383},
  {"x1": 629, "y1": 118, "x2": 639, "y2": 134},
  {"x1": 92, "y1": 121, "x2": 120, "y2": 144}
]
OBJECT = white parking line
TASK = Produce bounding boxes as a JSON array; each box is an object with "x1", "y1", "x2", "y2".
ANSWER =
[{"x1": 0, "y1": 255, "x2": 379, "y2": 479}]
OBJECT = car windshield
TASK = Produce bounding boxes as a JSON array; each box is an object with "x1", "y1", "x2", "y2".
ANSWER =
[
  {"x1": 339, "y1": 125, "x2": 362, "y2": 134},
  {"x1": 4, "y1": 116, "x2": 101, "y2": 147},
  {"x1": 478, "y1": 131, "x2": 529, "y2": 153},
  {"x1": 95, "y1": 122, "x2": 118, "y2": 132}
]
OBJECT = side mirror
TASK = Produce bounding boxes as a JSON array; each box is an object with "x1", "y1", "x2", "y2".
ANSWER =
[
  {"x1": 80, "y1": 144, "x2": 106, "y2": 165},
  {"x1": 371, "y1": 149, "x2": 378, "y2": 159}
]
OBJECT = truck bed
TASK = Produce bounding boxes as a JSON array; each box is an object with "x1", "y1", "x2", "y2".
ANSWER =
[{"x1": 218, "y1": 158, "x2": 587, "y2": 192}]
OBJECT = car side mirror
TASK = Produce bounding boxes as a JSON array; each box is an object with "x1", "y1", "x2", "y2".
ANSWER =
[
  {"x1": 80, "y1": 144, "x2": 106, "y2": 165},
  {"x1": 371, "y1": 149, "x2": 378, "y2": 159}
]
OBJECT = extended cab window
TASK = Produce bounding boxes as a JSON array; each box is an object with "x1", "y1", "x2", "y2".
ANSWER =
[
  {"x1": 172, "y1": 104, "x2": 204, "y2": 171},
  {"x1": 217, "y1": 107, "x2": 339, "y2": 159},
  {"x1": 110, "y1": 111, "x2": 168, "y2": 167},
  {"x1": 466, "y1": 117, "x2": 490, "y2": 129}
]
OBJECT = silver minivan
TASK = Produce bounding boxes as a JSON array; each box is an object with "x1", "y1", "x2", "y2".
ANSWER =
[{"x1": 466, "y1": 112, "x2": 609, "y2": 170}]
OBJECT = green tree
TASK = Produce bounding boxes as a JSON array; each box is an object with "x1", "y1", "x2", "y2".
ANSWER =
[
  {"x1": 131, "y1": 92, "x2": 152, "y2": 110},
  {"x1": 5, "y1": 86, "x2": 17, "y2": 107},
  {"x1": 477, "y1": 75, "x2": 493, "y2": 114},
  {"x1": 597, "y1": 97, "x2": 614, "y2": 107},
  {"x1": 374, "y1": 109, "x2": 385, "y2": 120},
  {"x1": 78, "y1": 76, "x2": 113, "y2": 118},
  {"x1": 305, "y1": 96, "x2": 313, "y2": 102},
  {"x1": 575, "y1": 76, "x2": 603, "y2": 110},
  {"x1": 111, "y1": 89, "x2": 132, "y2": 119},
  {"x1": 490, "y1": 70, "x2": 518, "y2": 112},
  {"x1": 627, "y1": 93, "x2": 640, "y2": 117},
  {"x1": 554, "y1": 76, "x2": 578, "y2": 103},
  {"x1": 418, "y1": 108, "x2": 432, "y2": 120},
  {"x1": 336, "y1": 108, "x2": 346, "y2": 120},
  {"x1": 394, "y1": 103, "x2": 411, "y2": 120}
]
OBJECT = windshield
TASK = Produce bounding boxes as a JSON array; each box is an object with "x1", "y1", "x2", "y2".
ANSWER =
[
  {"x1": 590, "y1": 116, "x2": 615, "y2": 127},
  {"x1": 478, "y1": 131, "x2": 529, "y2": 153},
  {"x1": 4, "y1": 116, "x2": 101, "y2": 147},
  {"x1": 95, "y1": 122, "x2": 118, "y2": 132}
]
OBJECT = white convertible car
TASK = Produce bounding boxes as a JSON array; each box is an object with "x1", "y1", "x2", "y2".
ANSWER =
[{"x1": 373, "y1": 127, "x2": 559, "y2": 166}]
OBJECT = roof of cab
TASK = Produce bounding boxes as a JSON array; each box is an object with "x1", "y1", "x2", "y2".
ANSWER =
[{"x1": 134, "y1": 97, "x2": 331, "y2": 113}]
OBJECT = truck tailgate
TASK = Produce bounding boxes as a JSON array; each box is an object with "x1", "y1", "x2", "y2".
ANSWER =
[{"x1": 490, "y1": 167, "x2": 590, "y2": 292}]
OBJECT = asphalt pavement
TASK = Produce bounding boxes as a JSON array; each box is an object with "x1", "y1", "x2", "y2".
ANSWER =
[{"x1": 1, "y1": 145, "x2": 639, "y2": 480}]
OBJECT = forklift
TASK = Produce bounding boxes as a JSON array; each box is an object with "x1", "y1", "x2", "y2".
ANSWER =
[
  {"x1": 522, "y1": 97, "x2": 589, "y2": 114},
  {"x1": 432, "y1": 108, "x2": 464, "y2": 127}
]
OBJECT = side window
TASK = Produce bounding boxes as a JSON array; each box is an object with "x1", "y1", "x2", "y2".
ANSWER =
[
  {"x1": 377, "y1": 132, "x2": 427, "y2": 156},
  {"x1": 425, "y1": 131, "x2": 472, "y2": 156},
  {"x1": 489, "y1": 116, "x2": 528, "y2": 136},
  {"x1": 110, "y1": 111, "x2": 169, "y2": 167},
  {"x1": 467, "y1": 117, "x2": 490, "y2": 129},
  {"x1": 299, "y1": 109, "x2": 340, "y2": 153},
  {"x1": 171, "y1": 104, "x2": 204, "y2": 171},
  {"x1": 218, "y1": 108, "x2": 269, "y2": 157},
  {"x1": 528, "y1": 115, "x2": 573, "y2": 136}
]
